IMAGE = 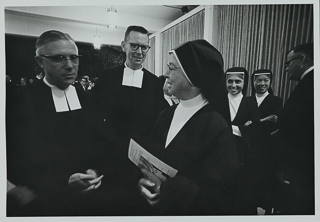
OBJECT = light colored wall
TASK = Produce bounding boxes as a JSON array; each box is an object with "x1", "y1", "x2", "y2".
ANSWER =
[
  {"x1": 5, "y1": 10, "x2": 124, "y2": 46},
  {"x1": 5, "y1": 6, "x2": 173, "y2": 46}
]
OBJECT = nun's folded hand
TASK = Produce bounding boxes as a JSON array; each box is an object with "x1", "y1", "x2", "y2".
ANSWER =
[
  {"x1": 261, "y1": 114, "x2": 278, "y2": 123},
  {"x1": 68, "y1": 169, "x2": 104, "y2": 193}
]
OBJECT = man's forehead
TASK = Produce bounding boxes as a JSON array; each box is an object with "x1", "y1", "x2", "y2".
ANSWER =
[
  {"x1": 127, "y1": 31, "x2": 148, "y2": 42},
  {"x1": 40, "y1": 40, "x2": 78, "y2": 53}
]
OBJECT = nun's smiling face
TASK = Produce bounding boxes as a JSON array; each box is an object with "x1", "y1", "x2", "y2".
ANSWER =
[
  {"x1": 254, "y1": 74, "x2": 270, "y2": 94},
  {"x1": 164, "y1": 53, "x2": 193, "y2": 100},
  {"x1": 226, "y1": 74, "x2": 244, "y2": 95}
]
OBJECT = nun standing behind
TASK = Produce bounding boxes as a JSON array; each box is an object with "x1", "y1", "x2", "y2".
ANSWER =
[
  {"x1": 249, "y1": 69, "x2": 283, "y2": 214},
  {"x1": 225, "y1": 67, "x2": 260, "y2": 214},
  {"x1": 137, "y1": 40, "x2": 238, "y2": 215}
]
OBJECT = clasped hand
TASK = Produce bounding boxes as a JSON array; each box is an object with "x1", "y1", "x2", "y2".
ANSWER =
[
  {"x1": 138, "y1": 168, "x2": 166, "y2": 206},
  {"x1": 68, "y1": 169, "x2": 103, "y2": 193},
  {"x1": 261, "y1": 114, "x2": 278, "y2": 123}
]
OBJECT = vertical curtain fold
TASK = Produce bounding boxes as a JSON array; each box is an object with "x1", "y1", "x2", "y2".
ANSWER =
[
  {"x1": 213, "y1": 4, "x2": 313, "y2": 102},
  {"x1": 144, "y1": 36, "x2": 155, "y2": 73},
  {"x1": 160, "y1": 10, "x2": 205, "y2": 75}
]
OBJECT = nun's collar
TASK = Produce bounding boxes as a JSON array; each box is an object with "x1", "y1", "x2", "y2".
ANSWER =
[
  {"x1": 179, "y1": 93, "x2": 207, "y2": 108},
  {"x1": 256, "y1": 91, "x2": 269, "y2": 98},
  {"x1": 228, "y1": 92, "x2": 243, "y2": 99}
]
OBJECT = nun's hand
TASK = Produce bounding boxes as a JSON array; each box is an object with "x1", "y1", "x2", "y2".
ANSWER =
[
  {"x1": 261, "y1": 114, "x2": 278, "y2": 123},
  {"x1": 138, "y1": 177, "x2": 160, "y2": 206},
  {"x1": 68, "y1": 169, "x2": 103, "y2": 193},
  {"x1": 138, "y1": 168, "x2": 166, "y2": 206}
]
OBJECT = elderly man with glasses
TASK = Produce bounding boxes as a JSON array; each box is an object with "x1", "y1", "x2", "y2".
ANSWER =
[
  {"x1": 276, "y1": 43, "x2": 314, "y2": 215},
  {"x1": 6, "y1": 30, "x2": 105, "y2": 216},
  {"x1": 92, "y1": 25, "x2": 168, "y2": 215}
]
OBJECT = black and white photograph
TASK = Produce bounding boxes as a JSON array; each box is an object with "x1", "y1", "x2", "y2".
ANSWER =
[{"x1": 1, "y1": 0, "x2": 319, "y2": 221}]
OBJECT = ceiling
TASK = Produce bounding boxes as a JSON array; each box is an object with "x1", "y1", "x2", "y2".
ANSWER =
[{"x1": 5, "y1": 5, "x2": 199, "y2": 33}]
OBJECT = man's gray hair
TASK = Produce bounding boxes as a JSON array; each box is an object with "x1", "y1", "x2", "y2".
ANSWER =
[{"x1": 36, "y1": 30, "x2": 76, "y2": 55}]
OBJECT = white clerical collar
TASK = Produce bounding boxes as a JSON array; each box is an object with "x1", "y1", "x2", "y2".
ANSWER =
[
  {"x1": 43, "y1": 77, "x2": 82, "y2": 112},
  {"x1": 122, "y1": 63, "x2": 144, "y2": 88},
  {"x1": 300, "y1": 66, "x2": 314, "y2": 80},
  {"x1": 179, "y1": 93, "x2": 207, "y2": 108}
]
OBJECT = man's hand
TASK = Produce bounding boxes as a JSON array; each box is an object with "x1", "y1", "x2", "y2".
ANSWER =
[
  {"x1": 7, "y1": 186, "x2": 37, "y2": 207},
  {"x1": 68, "y1": 169, "x2": 103, "y2": 193}
]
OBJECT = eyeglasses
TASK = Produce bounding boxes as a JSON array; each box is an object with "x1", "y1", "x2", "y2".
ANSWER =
[
  {"x1": 39, "y1": 54, "x2": 82, "y2": 65},
  {"x1": 125, "y1": 41, "x2": 151, "y2": 53},
  {"x1": 285, "y1": 55, "x2": 301, "y2": 67}
]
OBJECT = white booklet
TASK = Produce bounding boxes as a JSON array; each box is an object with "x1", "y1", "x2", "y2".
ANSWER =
[{"x1": 128, "y1": 139, "x2": 178, "y2": 179}]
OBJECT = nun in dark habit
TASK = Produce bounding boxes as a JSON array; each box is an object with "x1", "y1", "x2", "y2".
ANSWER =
[
  {"x1": 249, "y1": 69, "x2": 283, "y2": 214},
  {"x1": 137, "y1": 39, "x2": 238, "y2": 215},
  {"x1": 225, "y1": 67, "x2": 260, "y2": 214}
]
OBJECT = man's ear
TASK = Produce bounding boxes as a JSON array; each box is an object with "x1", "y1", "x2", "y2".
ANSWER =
[
  {"x1": 121, "y1": 41, "x2": 126, "y2": 52},
  {"x1": 299, "y1": 54, "x2": 306, "y2": 66},
  {"x1": 35, "y1": 56, "x2": 44, "y2": 69}
]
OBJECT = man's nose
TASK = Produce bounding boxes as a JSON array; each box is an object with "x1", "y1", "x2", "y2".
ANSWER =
[
  {"x1": 65, "y1": 59, "x2": 74, "y2": 68},
  {"x1": 136, "y1": 46, "x2": 142, "y2": 54}
]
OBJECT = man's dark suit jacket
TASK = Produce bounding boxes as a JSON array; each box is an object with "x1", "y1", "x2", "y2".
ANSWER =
[{"x1": 278, "y1": 70, "x2": 314, "y2": 214}]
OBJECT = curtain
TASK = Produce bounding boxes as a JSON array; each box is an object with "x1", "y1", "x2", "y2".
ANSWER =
[
  {"x1": 144, "y1": 36, "x2": 155, "y2": 73},
  {"x1": 213, "y1": 4, "x2": 313, "y2": 102},
  {"x1": 160, "y1": 10, "x2": 205, "y2": 75}
]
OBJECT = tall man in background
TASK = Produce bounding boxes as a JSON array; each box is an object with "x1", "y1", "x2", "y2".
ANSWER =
[
  {"x1": 93, "y1": 25, "x2": 168, "y2": 215},
  {"x1": 277, "y1": 43, "x2": 314, "y2": 215}
]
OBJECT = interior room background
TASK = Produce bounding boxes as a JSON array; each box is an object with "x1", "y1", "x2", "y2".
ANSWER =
[{"x1": 5, "y1": 4, "x2": 313, "y2": 104}]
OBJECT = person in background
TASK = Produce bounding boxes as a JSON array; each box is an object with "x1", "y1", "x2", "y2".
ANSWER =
[
  {"x1": 34, "y1": 66, "x2": 44, "y2": 81},
  {"x1": 225, "y1": 67, "x2": 260, "y2": 215},
  {"x1": 92, "y1": 25, "x2": 168, "y2": 215},
  {"x1": 6, "y1": 30, "x2": 105, "y2": 216},
  {"x1": 249, "y1": 69, "x2": 283, "y2": 214},
  {"x1": 276, "y1": 43, "x2": 314, "y2": 215},
  {"x1": 17, "y1": 77, "x2": 28, "y2": 91},
  {"x1": 80, "y1": 75, "x2": 90, "y2": 91},
  {"x1": 138, "y1": 39, "x2": 238, "y2": 215}
]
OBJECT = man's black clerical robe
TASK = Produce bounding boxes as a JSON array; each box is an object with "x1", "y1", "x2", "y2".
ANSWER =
[{"x1": 6, "y1": 80, "x2": 105, "y2": 216}]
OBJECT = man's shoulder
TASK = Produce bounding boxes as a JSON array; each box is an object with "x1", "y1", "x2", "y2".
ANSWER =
[
  {"x1": 101, "y1": 65, "x2": 124, "y2": 75},
  {"x1": 142, "y1": 68, "x2": 157, "y2": 77}
]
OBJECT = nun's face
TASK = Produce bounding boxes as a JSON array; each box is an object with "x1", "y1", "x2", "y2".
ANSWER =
[
  {"x1": 254, "y1": 74, "x2": 270, "y2": 94},
  {"x1": 164, "y1": 53, "x2": 193, "y2": 99},
  {"x1": 226, "y1": 74, "x2": 244, "y2": 95}
]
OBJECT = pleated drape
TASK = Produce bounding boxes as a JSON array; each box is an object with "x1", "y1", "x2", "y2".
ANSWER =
[
  {"x1": 160, "y1": 10, "x2": 205, "y2": 75},
  {"x1": 213, "y1": 4, "x2": 313, "y2": 102},
  {"x1": 144, "y1": 36, "x2": 156, "y2": 73}
]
